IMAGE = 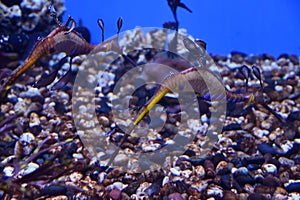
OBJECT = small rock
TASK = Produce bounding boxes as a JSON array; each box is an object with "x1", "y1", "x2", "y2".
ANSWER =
[
  {"x1": 170, "y1": 167, "x2": 181, "y2": 176},
  {"x1": 109, "y1": 189, "x2": 122, "y2": 200},
  {"x1": 279, "y1": 157, "x2": 295, "y2": 167},
  {"x1": 262, "y1": 163, "x2": 277, "y2": 174},
  {"x1": 285, "y1": 182, "x2": 300, "y2": 193},
  {"x1": 168, "y1": 192, "x2": 184, "y2": 200}
]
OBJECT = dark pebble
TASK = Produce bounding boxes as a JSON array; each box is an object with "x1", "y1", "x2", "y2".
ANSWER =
[
  {"x1": 42, "y1": 185, "x2": 67, "y2": 196},
  {"x1": 183, "y1": 149, "x2": 196, "y2": 157},
  {"x1": 263, "y1": 175, "x2": 280, "y2": 187},
  {"x1": 257, "y1": 143, "x2": 277, "y2": 155},
  {"x1": 189, "y1": 157, "x2": 208, "y2": 166},
  {"x1": 285, "y1": 182, "x2": 300, "y2": 193},
  {"x1": 145, "y1": 183, "x2": 160, "y2": 196},
  {"x1": 217, "y1": 167, "x2": 231, "y2": 175},
  {"x1": 254, "y1": 185, "x2": 276, "y2": 194},
  {"x1": 1, "y1": 0, "x2": 22, "y2": 7},
  {"x1": 243, "y1": 156, "x2": 265, "y2": 165},
  {"x1": 123, "y1": 181, "x2": 141, "y2": 195},
  {"x1": 231, "y1": 51, "x2": 247, "y2": 57},
  {"x1": 245, "y1": 55, "x2": 258, "y2": 65},
  {"x1": 204, "y1": 159, "x2": 215, "y2": 178},
  {"x1": 211, "y1": 153, "x2": 226, "y2": 166},
  {"x1": 261, "y1": 53, "x2": 275, "y2": 61},
  {"x1": 289, "y1": 91, "x2": 300, "y2": 100},
  {"x1": 289, "y1": 54, "x2": 299, "y2": 65},
  {"x1": 230, "y1": 51, "x2": 247, "y2": 63},
  {"x1": 220, "y1": 174, "x2": 232, "y2": 190},
  {"x1": 230, "y1": 158, "x2": 243, "y2": 168},
  {"x1": 234, "y1": 174, "x2": 255, "y2": 186},
  {"x1": 223, "y1": 123, "x2": 242, "y2": 131},
  {"x1": 7, "y1": 96, "x2": 18, "y2": 104},
  {"x1": 231, "y1": 54, "x2": 244, "y2": 64},
  {"x1": 277, "y1": 53, "x2": 289, "y2": 60},
  {"x1": 248, "y1": 193, "x2": 268, "y2": 200},
  {"x1": 29, "y1": 125, "x2": 42, "y2": 135},
  {"x1": 213, "y1": 54, "x2": 228, "y2": 62},
  {"x1": 287, "y1": 111, "x2": 300, "y2": 122},
  {"x1": 247, "y1": 164, "x2": 261, "y2": 171},
  {"x1": 90, "y1": 170, "x2": 99, "y2": 181},
  {"x1": 54, "y1": 101, "x2": 66, "y2": 115},
  {"x1": 31, "y1": 94, "x2": 45, "y2": 104}
]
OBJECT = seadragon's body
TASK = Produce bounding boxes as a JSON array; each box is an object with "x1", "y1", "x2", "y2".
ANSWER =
[
  {"x1": 0, "y1": 17, "x2": 120, "y2": 93},
  {"x1": 126, "y1": 66, "x2": 255, "y2": 134}
]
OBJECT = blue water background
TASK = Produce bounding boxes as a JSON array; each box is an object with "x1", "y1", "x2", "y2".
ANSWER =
[{"x1": 64, "y1": 0, "x2": 300, "y2": 57}]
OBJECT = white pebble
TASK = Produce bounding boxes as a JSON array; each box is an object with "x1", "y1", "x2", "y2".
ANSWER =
[
  {"x1": 98, "y1": 172, "x2": 106, "y2": 183},
  {"x1": 141, "y1": 141, "x2": 161, "y2": 152},
  {"x1": 69, "y1": 172, "x2": 83, "y2": 182},
  {"x1": 180, "y1": 169, "x2": 192, "y2": 178},
  {"x1": 162, "y1": 176, "x2": 169, "y2": 186},
  {"x1": 207, "y1": 185, "x2": 223, "y2": 198},
  {"x1": 19, "y1": 162, "x2": 39, "y2": 176},
  {"x1": 288, "y1": 193, "x2": 300, "y2": 200},
  {"x1": 3, "y1": 166, "x2": 14, "y2": 177},
  {"x1": 275, "y1": 85, "x2": 283, "y2": 92},
  {"x1": 281, "y1": 141, "x2": 294, "y2": 153},
  {"x1": 106, "y1": 182, "x2": 128, "y2": 191},
  {"x1": 262, "y1": 163, "x2": 277, "y2": 174},
  {"x1": 170, "y1": 167, "x2": 181, "y2": 176},
  {"x1": 201, "y1": 114, "x2": 208, "y2": 123},
  {"x1": 20, "y1": 132, "x2": 35, "y2": 143}
]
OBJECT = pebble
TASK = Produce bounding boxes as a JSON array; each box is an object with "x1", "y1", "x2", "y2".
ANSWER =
[
  {"x1": 19, "y1": 87, "x2": 41, "y2": 98},
  {"x1": 29, "y1": 112, "x2": 40, "y2": 127},
  {"x1": 162, "y1": 176, "x2": 169, "y2": 186},
  {"x1": 69, "y1": 172, "x2": 83, "y2": 182},
  {"x1": 258, "y1": 143, "x2": 277, "y2": 155},
  {"x1": 194, "y1": 165, "x2": 205, "y2": 179},
  {"x1": 279, "y1": 157, "x2": 295, "y2": 167},
  {"x1": 168, "y1": 192, "x2": 184, "y2": 200},
  {"x1": 41, "y1": 185, "x2": 67, "y2": 197},
  {"x1": 109, "y1": 189, "x2": 122, "y2": 200},
  {"x1": 3, "y1": 166, "x2": 14, "y2": 177},
  {"x1": 18, "y1": 131, "x2": 33, "y2": 141},
  {"x1": 141, "y1": 141, "x2": 161, "y2": 152},
  {"x1": 106, "y1": 182, "x2": 128, "y2": 191},
  {"x1": 170, "y1": 167, "x2": 181, "y2": 176},
  {"x1": 206, "y1": 184, "x2": 223, "y2": 198},
  {"x1": 18, "y1": 162, "x2": 39, "y2": 176},
  {"x1": 262, "y1": 163, "x2": 277, "y2": 174},
  {"x1": 280, "y1": 140, "x2": 294, "y2": 153},
  {"x1": 113, "y1": 153, "x2": 129, "y2": 166},
  {"x1": 285, "y1": 182, "x2": 300, "y2": 193}
]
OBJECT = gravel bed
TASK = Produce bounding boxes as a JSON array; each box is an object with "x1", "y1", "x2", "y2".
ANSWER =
[{"x1": 0, "y1": 28, "x2": 299, "y2": 199}]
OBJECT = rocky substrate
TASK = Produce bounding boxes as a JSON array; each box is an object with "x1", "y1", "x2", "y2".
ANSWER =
[{"x1": 0, "y1": 28, "x2": 299, "y2": 199}]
